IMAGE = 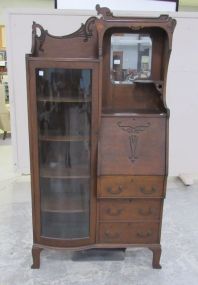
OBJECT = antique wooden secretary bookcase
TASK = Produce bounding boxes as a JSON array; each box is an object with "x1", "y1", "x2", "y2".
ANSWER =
[{"x1": 26, "y1": 5, "x2": 176, "y2": 269}]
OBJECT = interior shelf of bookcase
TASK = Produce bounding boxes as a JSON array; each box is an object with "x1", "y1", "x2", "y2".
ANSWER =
[
  {"x1": 40, "y1": 167, "x2": 90, "y2": 179},
  {"x1": 39, "y1": 135, "x2": 90, "y2": 142},
  {"x1": 101, "y1": 110, "x2": 167, "y2": 117},
  {"x1": 37, "y1": 97, "x2": 91, "y2": 103},
  {"x1": 41, "y1": 199, "x2": 89, "y2": 213}
]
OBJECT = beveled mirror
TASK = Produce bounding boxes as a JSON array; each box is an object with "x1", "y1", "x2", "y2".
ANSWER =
[{"x1": 110, "y1": 33, "x2": 152, "y2": 84}]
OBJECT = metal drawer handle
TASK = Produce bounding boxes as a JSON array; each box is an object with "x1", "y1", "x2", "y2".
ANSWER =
[
  {"x1": 137, "y1": 230, "x2": 152, "y2": 238},
  {"x1": 138, "y1": 208, "x2": 154, "y2": 216},
  {"x1": 140, "y1": 187, "x2": 156, "y2": 195},
  {"x1": 107, "y1": 185, "x2": 123, "y2": 195},
  {"x1": 104, "y1": 231, "x2": 120, "y2": 240},
  {"x1": 106, "y1": 208, "x2": 123, "y2": 216}
]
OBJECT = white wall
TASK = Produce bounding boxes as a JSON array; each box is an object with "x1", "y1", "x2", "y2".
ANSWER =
[
  {"x1": 167, "y1": 15, "x2": 198, "y2": 176},
  {"x1": 57, "y1": 0, "x2": 176, "y2": 12},
  {"x1": 6, "y1": 9, "x2": 198, "y2": 177},
  {"x1": 0, "y1": 0, "x2": 53, "y2": 24}
]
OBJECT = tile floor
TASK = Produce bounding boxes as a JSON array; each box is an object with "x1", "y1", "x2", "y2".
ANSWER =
[{"x1": 0, "y1": 142, "x2": 198, "y2": 285}]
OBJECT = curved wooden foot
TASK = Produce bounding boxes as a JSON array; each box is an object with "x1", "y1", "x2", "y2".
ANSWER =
[
  {"x1": 118, "y1": 248, "x2": 126, "y2": 252},
  {"x1": 149, "y1": 245, "x2": 162, "y2": 269},
  {"x1": 31, "y1": 245, "x2": 43, "y2": 269},
  {"x1": 104, "y1": 248, "x2": 126, "y2": 253}
]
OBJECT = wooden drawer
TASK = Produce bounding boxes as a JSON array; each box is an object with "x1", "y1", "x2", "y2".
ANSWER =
[
  {"x1": 98, "y1": 176, "x2": 164, "y2": 198},
  {"x1": 98, "y1": 117, "x2": 166, "y2": 175},
  {"x1": 98, "y1": 222, "x2": 160, "y2": 244},
  {"x1": 99, "y1": 199, "x2": 162, "y2": 221}
]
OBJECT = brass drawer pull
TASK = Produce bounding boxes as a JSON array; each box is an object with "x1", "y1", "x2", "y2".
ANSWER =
[
  {"x1": 138, "y1": 208, "x2": 154, "y2": 216},
  {"x1": 106, "y1": 208, "x2": 123, "y2": 216},
  {"x1": 140, "y1": 187, "x2": 156, "y2": 195},
  {"x1": 137, "y1": 231, "x2": 152, "y2": 238},
  {"x1": 104, "y1": 231, "x2": 120, "y2": 240},
  {"x1": 107, "y1": 185, "x2": 123, "y2": 195}
]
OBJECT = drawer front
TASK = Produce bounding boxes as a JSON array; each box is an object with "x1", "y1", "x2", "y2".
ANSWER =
[
  {"x1": 98, "y1": 176, "x2": 164, "y2": 198},
  {"x1": 99, "y1": 222, "x2": 160, "y2": 244},
  {"x1": 98, "y1": 117, "x2": 166, "y2": 175},
  {"x1": 99, "y1": 199, "x2": 162, "y2": 221}
]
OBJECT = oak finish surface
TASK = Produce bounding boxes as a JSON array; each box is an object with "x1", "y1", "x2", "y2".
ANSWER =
[
  {"x1": 98, "y1": 176, "x2": 165, "y2": 198},
  {"x1": 99, "y1": 222, "x2": 160, "y2": 244},
  {"x1": 99, "y1": 117, "x2": 166, "y2": 175},
  {"x1": 26, "y1": 4, "x2": 176, "y2": 269},
  {"x1": 99, "y1": 199, "x2": 162, "y2": 221}
]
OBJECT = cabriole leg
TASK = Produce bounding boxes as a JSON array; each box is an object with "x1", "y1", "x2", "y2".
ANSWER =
[
  {"x1": 149, "y1": 245, "x2": 162, "y2": 269},
  {"x1": 31, "y1": 245, "x2": 43, "y2": 269}
]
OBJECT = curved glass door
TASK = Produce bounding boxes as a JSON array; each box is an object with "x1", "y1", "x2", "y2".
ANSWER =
[{"x1": 36, "y1": 68, "x2": 91, "y2": 239}]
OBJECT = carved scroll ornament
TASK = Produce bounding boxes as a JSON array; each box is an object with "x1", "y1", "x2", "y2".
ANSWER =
[
  {"x1": 31, "y1": 17, "x2": 97, "y2": 54},
  {"x1": 117, "y1": 121, "x2": 150, "y2": 163}
]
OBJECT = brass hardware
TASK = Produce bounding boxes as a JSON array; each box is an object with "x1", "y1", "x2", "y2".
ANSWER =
[
  {"x1": 137, "y1": 231, "x2": 152, "y2": 238},
  {"x1": 104, "y1": 231, "x2": 120, "y2": 239},
  {"x1": 106, "y1": 208, "x2": 123, "y2": 216},
  {"x1": 138, "y1": 208, "x2": 154, "y2": 216},
  {"x1": 107, "y1": 185, "x2": 123, "y2": 195},
  {"x1": 130, "y1": 26, "x2": 144, "y2": 30},
  {"x1": 140, "y1": 187, "x2": 156, "y2": 195}
]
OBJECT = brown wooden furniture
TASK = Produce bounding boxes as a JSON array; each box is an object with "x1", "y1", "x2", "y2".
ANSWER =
[{"x1": 26, "y1": 5, "x2": 176, "y2": 269}]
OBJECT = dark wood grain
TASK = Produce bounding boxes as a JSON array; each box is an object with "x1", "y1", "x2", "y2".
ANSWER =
[
  {"x1": 98, "y1": 176, "x2": 165, "y2": 198},
  {"x1": 149, "y1": 245, "x2": 162, "y2": 269},
  {"x1": 99, "y1": 199, "x2": 162, "y2": 221},
  {"x1": 31, "y1": 245, "x2": 43, "y2": 269},
  {"x1": 98, "y1": 117, "x2": 166, "y2": 175},
  {"x1": 98, "y1": 222, "x2": 160, "y2": 244},
  {"x1": 26, "y1": 5, "x2": 176, "y2": 269}
]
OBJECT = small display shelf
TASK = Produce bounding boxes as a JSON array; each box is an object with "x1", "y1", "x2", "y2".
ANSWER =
[
  {"x1": 37, "y1": 97, "x2": 91, "y2": 103},
  {"x1": 102, "y1": 110, "x2": 167, "y2": 116},
  {"x1": 39, "y1": 135, "x2": 90, "y2": 142},
  {"x1": 41, "y1": 211, "x2": 89, "y2": 239},
  {"x1": 41, "y1": 198, "x2": 89, "y2": 213},
  {"x1": 40, "y1": 166, "x2": 90, "y2": 179}
]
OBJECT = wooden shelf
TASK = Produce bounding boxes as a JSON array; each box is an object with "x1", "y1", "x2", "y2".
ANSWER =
[
  {"x1": 39, "y1": 135, "x2": 90, "y2": 142},
  {"x1": 41, "y1": 219, "x2": 89, "y2": 239},
  {"x1": 40, "y1": 166, "x2": 90, "y2": 179},
  {"x1": 134, "y1": 79, "x2": 163, "y2": 85},
  {"x1": 38, "y1": 96, "x2": 91, "y2": 103},
  {"x1": 42, "y1": 206, "x2": 88, "y2": 214},
  {"x1": 102, "y1": 110, "x2": 167, "y2": 117},
  {"x1": 42, "y1": 198, "x2": 88, "y2": 213}
]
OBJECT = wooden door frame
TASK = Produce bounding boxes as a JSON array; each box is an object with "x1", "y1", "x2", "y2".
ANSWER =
[{"x1": 26, "y1": 57, "x2": 99, "y2": 248}]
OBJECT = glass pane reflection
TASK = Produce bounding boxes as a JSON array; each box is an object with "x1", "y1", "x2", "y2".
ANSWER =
[
  {"x1": 40, "y1": 178, "x2": 90, "y2": 239},
  {"x1": 36, "y1": 68, "x2": 92, "y2": 239},
  {"x1": 111, "y1": 34, "x2": 152, "y2": 84}
]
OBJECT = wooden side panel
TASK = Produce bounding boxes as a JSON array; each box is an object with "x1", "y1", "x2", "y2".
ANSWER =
[
  {"x1": 37, "y1": 35, "x2": 98, "y2": 58},
  {"x1": 98, "y1": 117, "x2": 166, "y2": 175}
]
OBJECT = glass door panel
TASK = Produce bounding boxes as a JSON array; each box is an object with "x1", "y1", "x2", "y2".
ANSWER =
[
  {"x1": 36, "y1": 68, "x2": 92, "y2": 239},
  {"x1": 40, "y1": 178, "x2": 90, "y2": 239}
]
